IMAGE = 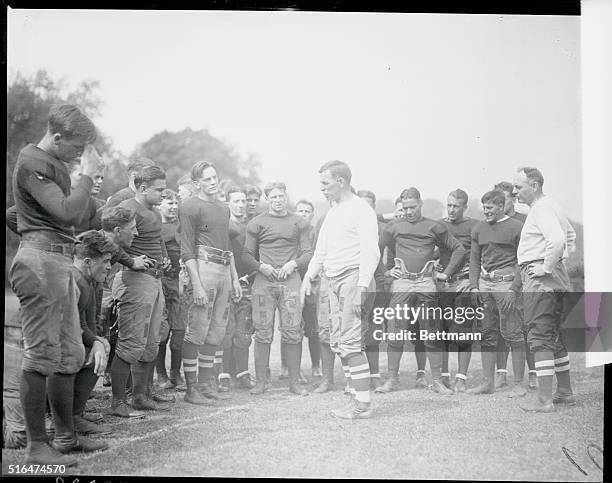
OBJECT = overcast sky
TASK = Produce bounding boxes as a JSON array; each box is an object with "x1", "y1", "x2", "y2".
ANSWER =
[{"x1": 7, "y1": 9, "x2": 582, "y2": 221}]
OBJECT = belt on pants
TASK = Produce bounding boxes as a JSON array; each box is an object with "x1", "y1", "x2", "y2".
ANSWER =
[
  {"x1": 519, "y1": 259, "x2": 545, "y2": 269},
  {"x1": 196, "y1": 245, "x2": 232, "y2": 266},
  {"x1": 394, "y1": 258, "x2": 436, "y2": 281},
  {"x1": 480, "y1": 271, "x2": 515, "y2": 283},
  {"x1": 400, "y1": 271, "x2": 433, "y2": 281},
  {"x1": 446, "y1": 272, "x2": 470, "y2": 283},
  {"x1": 123, "y1": 265, "x2": 164, "y2": 279},
  {"x1": 19, "y1": 240, "x2": 74, "y2": 258}
]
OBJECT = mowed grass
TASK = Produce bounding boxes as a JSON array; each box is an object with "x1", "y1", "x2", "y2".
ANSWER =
[{"x1": 2, "y1": 293, "x2": 605, "y2": 481}]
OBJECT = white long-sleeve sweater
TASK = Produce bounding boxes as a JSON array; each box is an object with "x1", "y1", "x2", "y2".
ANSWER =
[
  {"x1": 305, "y1": 194, "x2": 380, "y2": 287},
  {"x1": 517, "y1": 195, "x2": 576, "y2": 273}
]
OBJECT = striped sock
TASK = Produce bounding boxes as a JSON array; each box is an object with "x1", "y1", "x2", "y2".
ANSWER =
[
  {"x1": 496, "y1": 369, "x2": 508, "y2": 374},
  {"x1": 182, "y1": 340, "x2": 199, "y2": 385},
  {"x1": 441, "y1": 372, "x2": 451, "y2": 378},
  {"x1": 554, "y1": 350, "x2": 572, "y2": 391},
  {"x1": 370, "y1": 373, "x2": 381, "y2": 379},
  {"x1": 554, "y1": 351, "x2": 570, "y2": 372},
  {"x1": 214, "y1": 350, "x2": 224, "y2": 365},
  {"x1": 346, "y1": 352, "x2": 371, "y2": 404},
  {"x1": 534, "y1": 351, "x2": 555, "y2": 401},
  {"x1": 534, "y1": 356, "x2": 555, "y2": 378},
  {"x1": 198, "y1": 344, "x2": 217, "y2": 382},
  {"x1": 455, "y1": 373, "x2": 467, "y2": 380}
]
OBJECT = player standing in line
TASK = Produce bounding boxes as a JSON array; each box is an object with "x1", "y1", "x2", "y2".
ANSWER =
[
  {"x1": 436, "y1": 189, "x2": 479, "y2": 393},
  {"x1": 512, "y1": 167, "x2": 576, "y2": 412},
  {"x1": 492, "y1": 181, "x2": 537, "y2": 390},
  {"x1": 101, "y1": 157, "x2": 156, "y2": 208},
  {"x1": 110, "y1": 165, "x2": 175, "y2": 415},
  {"x1": 295, "y1": 200, "x2": 323, "y2": 378},
  {"x1": 155, "y1": 190, "x2": 186, "y2": 390},
  {"x1": 356, "y1": 189, "x2": 390, "y2": 391},
  {"x1": 468, "y1": 190, "x2": 526, "y2": 397},
  {"x1": 217, "y1": 185, "x2": 257, "y2": 392},
  {"x1": 301, "y1": 161, "x2": 380, "y2": 419},
  {"x1": 377, "y1": 187, "x2": 465, "y2": 395},
  {"x1": 244, "y1": 182, "x2": 313, "y2": 396},
  {"x1": 177, "y1": 161, "x2": 242, "y2": 405},
  {"x1": 9, "y1": 104, "x2": 104, "y2": 465},
  {"x1": 245, "y1": 184, "x2": 264, "y2": 220}
]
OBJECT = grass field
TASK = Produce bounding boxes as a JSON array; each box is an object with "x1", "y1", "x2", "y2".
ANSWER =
[{"x1": 2, "y1": 292, "x2": 605, "y2": 481}]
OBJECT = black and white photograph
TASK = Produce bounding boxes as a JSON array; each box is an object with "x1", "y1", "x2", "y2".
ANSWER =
[{"x1": 3, "y1": 3, "x2": 608, "y2": 481}]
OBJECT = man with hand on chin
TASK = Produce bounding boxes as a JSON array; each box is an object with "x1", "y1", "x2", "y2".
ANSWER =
[
  {"x1": 9, "y1": 104, "x2": 104, "y2": 465},
  {"x1": 244, "y1": 182, "x2": 313, "y2": 396}
]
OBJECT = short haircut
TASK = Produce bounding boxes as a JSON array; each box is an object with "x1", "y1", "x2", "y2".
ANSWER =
[
  {"x1": 494, "y1": 181, "x2": 513, "y2": 194},
  {"x1": 518, "y1": 167, "x2": 545, "y2": 188},
  {"x1": 481, "y1": 190, "x2": 506, "y2": 207},
  {"x1": 226, "y1": 184, "x2": 247, "y2": 200},
  {"x1": 191, "y1": 161, "x2": 217, "y2": 181},
  {"x1": 127, "y1": 157, "x2": 155, "y2": 174},
  {"x1": 448, "y1": 188, "x2": 469, "y2": 205},
  {"x1": 177, "y1": 174, "x2": 193, "y2": 186},
  {"x1": 357, "y1": 190, "x2": 376, "y2": 205},
  {"x1": 160, "y1": 189, "x2": 178, "y2": 200},
  {"x1": 134, "y1": 165, "x2": 166, "y2": 189},
  {"x1": 264, "y1": 181, "x2": 287, "y2": 198},
  {"x1": 318, "y1": 160, "x2": 352, "y2": 184},
  {"x1": 48, "y1": 104, "x2": 96, "y2": 143},
  {"x1": 295, "y1": 199, "x2": 314, "y2": 212},
  {"x1": 101, "y1": 206, "x2": 136, "y2": 232},
  {"x1": 74, "y1": 230, "x2": 115, "y2": 260},
  {"x1": 244, "y1": 184, "x2": 263, "y2": 198},
  {"x1": 400, "y1": 187, "x2": 421, "y2": 201}
]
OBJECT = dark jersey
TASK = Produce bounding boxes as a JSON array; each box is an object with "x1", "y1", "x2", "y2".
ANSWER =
[
  {"x1": 11, "y1": 144, "x2": 93, "y2": 239},
  {"x1": 469, "y1": 217, "x2": 523, "y2": 291},
  {"x1": 511, "y1": 211, "x2": 527, "y2": 225},
  {"x1": 437, "y1": 217, "x2": 478, "y2": 272},
  {"x1": 229, "y1": 218, "x2": 250, "y2": 277},
  {"x1": 243, "y1": 212, "x2": 313, "y2": 272},
  {"x1": 162, "y1": 220, "x2": 180, "y2": 274},
  {"x1": 75, "y1": 197, "x2": 102, "y2": 234},
  {"x1": 381, "y1": 216, "x2": 465, "y2": 275},
  {"x1": 119, "y1": 198, "x2": 166, "y2": 263},
  {"x1": 73, "y1": 266, "x2": 98, "y2": 348},
  {"x1": 177, "y1": 197, "x2": 231, "y2": 262}
]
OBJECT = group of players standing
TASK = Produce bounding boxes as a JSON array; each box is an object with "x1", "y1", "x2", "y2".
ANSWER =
[{"x1": 5, "y1": 104, "x2": 578, "y2": 468}]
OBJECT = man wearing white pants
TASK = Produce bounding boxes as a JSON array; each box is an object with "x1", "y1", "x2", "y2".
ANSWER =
[{"x1": 300, "y1": 160, "x2": 380, "y2": 419}]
